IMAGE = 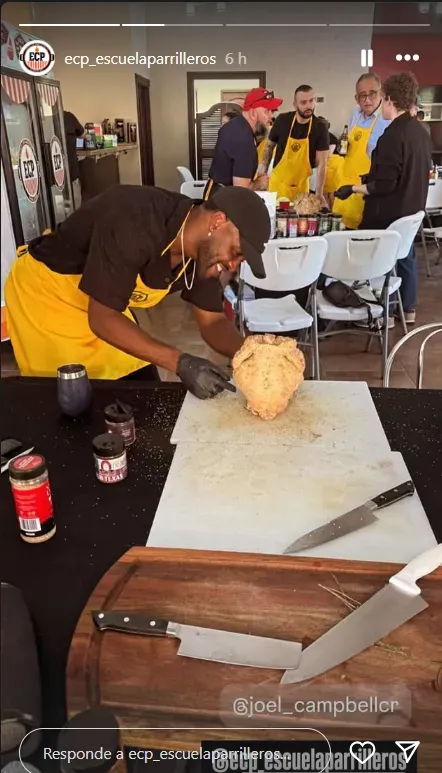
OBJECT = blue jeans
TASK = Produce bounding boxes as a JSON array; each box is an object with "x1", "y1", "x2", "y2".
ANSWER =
[{"x1": 396, "y1": 244, "x2": 418, "y2": 312}]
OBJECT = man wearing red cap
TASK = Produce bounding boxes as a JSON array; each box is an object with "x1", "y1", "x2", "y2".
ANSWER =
[{"x1": 205, "y1": 87, "x2": 283, "y2": 198}]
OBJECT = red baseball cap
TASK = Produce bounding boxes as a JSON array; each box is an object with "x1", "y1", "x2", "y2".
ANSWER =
[{"x1": 243, "y1": 88, "x2": 283, "y2": 111}]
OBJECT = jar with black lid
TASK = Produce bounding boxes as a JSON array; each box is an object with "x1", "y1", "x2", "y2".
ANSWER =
[
  {"x1": 9, "y1": 454, "x2": 56, "y2": 543},
  {"x1": 93, "y1": 434, "x2": 127, "y2": 484},
  {"x1": 104, "y1": 401, "x2": 136, "y2": 446}
]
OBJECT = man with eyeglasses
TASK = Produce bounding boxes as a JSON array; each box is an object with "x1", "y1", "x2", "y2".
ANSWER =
[
  {"x1": 204, "y1": 87, "x2": 283, "y2": 198},
  {"x1": 333, "y1": 73, "x2": 391, "y2": 229}
]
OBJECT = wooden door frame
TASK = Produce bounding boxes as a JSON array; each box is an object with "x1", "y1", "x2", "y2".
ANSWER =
[
  {"x1": 135, "y1": 74, "x2": 154, "y2": 186},
  {"x1": 187, "y1": 71, "x2": 266, "y2": 178}
]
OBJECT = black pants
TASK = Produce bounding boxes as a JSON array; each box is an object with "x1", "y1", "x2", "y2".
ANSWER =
[{"x1": 120, "y1": 365, "x2": 161, "y2": 381}]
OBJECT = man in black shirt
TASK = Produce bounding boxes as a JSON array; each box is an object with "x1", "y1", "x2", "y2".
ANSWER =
[
  {"x1": 260, "y1": 85, "x2": 329, "y2": 203},
  {"x1": 63, "y1": 110, "x2": 84, "y2": 209},
  {"x1": 206, "y1": 87, "x2": 283, "y2": 197},
  {"x1": 5, "y1": 185, "x2": 270, "y2": 396},
  {"x1": 335, "y1": 73, "x2": 432, "y2": 323}
]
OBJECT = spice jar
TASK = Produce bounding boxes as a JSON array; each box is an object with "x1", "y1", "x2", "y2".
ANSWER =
[
  {"x1": 57, "y1": 364, "x2": 92, "y2": 417},
  {"x1": 104, "y1": 400, "x2": 136, "y2": 447},
  {"x1": 93, "y1": 434, "x2": 127, "y2": 484},
  {"x1": 9, "y1": 454, "x2": 56, "y2": 544}
]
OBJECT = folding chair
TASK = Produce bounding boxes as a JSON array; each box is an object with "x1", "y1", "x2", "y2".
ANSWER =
[
  {"x1": 316, "y1": 229, "x2": 401, "y2": 377},
  {"x1": 238, "y1": 237, "x2": 328, "y2": 379},
  {"x1": 180, "y1": 180, "x2": 206, "y2": 199},
  {"x1": 177, "y1": 166, "x2": 195, "y2": 184},
  {"x1": 421, "y1": 179, "x2": 442, "y2": 276}
]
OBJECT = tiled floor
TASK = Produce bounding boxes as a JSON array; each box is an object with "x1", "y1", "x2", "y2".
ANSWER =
[{"x1": 1, "y1": 245, "x2": 441, "y2": 388}]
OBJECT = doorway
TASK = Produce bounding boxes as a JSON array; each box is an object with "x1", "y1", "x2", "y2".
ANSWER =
[
  {"x1": 187, "y1": 71, "x2": 266, "y2": 179},
  {"x1": 135, "y1": 74, "x2": 155, "y2": 186}
]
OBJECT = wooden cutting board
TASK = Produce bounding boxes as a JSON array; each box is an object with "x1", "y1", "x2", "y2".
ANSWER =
[
  {"x1": 67, "y1": 547, "x2": 442, "y2": 768},
  {"x1": 170, "y1": 381, "x2": 391, "y2": 453}
]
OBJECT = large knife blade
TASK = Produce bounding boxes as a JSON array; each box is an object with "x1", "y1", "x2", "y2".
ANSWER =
[
  {"x1": 283, "y1": 480, "x2": 415, "y2": 554},
  {"x1": 280, "y1": 544, "x2": 442, "y2": 685},
  {"x1": 92, "y1": 611, "x2": 302, "y2": 670}
]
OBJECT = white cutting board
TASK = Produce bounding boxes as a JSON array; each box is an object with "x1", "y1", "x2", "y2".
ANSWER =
[
  {"x1": 147, "y1": 444, "x2": 436, "y2": 562},
  {"x1": 171, "y1": 381, "x2": 391, "y2": 453}
]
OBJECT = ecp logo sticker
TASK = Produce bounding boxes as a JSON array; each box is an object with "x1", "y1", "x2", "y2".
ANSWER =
[{"x1": 19, "y1": 40, "x2": 55, "y2": 76}]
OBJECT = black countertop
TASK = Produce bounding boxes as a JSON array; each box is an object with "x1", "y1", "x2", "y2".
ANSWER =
[{"x1": 0, "y1": 379, "x2": 441, "y2": 763}]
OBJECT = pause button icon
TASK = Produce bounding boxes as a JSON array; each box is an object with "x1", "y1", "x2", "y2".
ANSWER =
[{"x1": 361, "y1": 49, "x2": 373, "y2": 67}]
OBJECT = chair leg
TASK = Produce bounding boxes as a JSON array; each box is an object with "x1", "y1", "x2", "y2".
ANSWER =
[
  {"x1": 420, "y1": 224, "x2": 431, "y2": 277},
  {"x1": 396, "y1": 289, "x2": 408, "y2": 336},
  {"x1": 381, "y1": 286, "x2": 389, "y2": 379},
  {"x1": 311, "y1": 286, "x2": 320, "y2": 380}
]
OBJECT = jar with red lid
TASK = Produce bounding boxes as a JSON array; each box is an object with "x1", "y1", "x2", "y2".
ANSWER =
[{"x1": 9, "y1": 455, "x2": 56, "y2": 543}]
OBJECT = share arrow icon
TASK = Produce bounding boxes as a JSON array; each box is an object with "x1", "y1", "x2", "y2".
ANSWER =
[{"x1": 395, "y1": 741, "x2": 420, "y2": 763}]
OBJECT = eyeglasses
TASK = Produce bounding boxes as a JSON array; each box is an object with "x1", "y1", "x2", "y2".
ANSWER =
[
  {"x1": 357, "y1": 90, "x2": 380, "y2": 103},
  {"x1": 248, "y1": 90, "x2": 274, "y2": 107}
]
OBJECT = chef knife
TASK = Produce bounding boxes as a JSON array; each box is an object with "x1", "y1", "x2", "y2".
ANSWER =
[
  {"x1": 280, "y1": 543, "x2": 442, "y2": 685},
  {"x1": 92, "y1": 611, "x2": 303, "y2": 670},
  {"x1": 283, "y1": 480, "x2": 415, "y2": 555}
]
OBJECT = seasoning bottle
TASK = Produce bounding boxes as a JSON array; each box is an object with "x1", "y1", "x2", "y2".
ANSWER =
[
  {"x1": 307, "y1": 214, "x2": 319, "y2": 237},
  {"x1": 276, "y1": 209, "x2": 288, "y2": 238},
  {"x1": 104, "y1": 400, "x2": 136, "y2": 447},
  {"x1": 57, "y1": 364, "x2": 92, "y2": 417},
  {"x1": 288, "y1": 213, "x2": 298, "y2": 238},
  {"x1": 9, "y1": 454, "x2": 56, "y2": 544},
  {"x1": 297, "y1": 215, "x2": 308, "y2": 236},
  {"x1": 93, "y1": 434, "x2": 127, "y2": 484},
  {"x1": 338, "y1": 125, "x2": 349, "y2": 156}
]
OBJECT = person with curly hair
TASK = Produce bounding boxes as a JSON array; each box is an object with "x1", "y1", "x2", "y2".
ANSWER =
[{"x1": 335, "y1": 72, "x2": 432, "y2": 325}]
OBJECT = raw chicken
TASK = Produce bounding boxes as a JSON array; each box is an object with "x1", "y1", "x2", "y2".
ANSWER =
[{"x1": 232, "y1": 335, "x2": 305, "y2": 420}]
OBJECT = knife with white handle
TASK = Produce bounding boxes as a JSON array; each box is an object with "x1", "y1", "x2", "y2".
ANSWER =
[
  {"x1": 283, "y1": 480, "x2": 415, "y2": 554},
  {"x1": 280, "y1": 544, "x2": 442, "y2": 685},
  {"x1": 92, "y1": 611, "x2": 303, "y2": 670}
]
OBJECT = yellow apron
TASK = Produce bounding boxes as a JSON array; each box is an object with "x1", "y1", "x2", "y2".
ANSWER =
[
  {"x1": 257, "y1": 137, "x2": 269, "y2": 167},
  {"x1": 269, "y1": 115, "x2": 312, "y2": 201},
  {"x1": 324, "y1": 154, "x2": 344, "y2": 194},
  {"x1": 5, "y1": 212, "x2": 193, "y2": 380},
  {"x1": 332, "y1": 113, "x2": 380, "y2": 229}
]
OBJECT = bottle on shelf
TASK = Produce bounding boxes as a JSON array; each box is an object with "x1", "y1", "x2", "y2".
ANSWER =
[{"x1": 338, "y1": 125, "x2": 349, "y2": 156}]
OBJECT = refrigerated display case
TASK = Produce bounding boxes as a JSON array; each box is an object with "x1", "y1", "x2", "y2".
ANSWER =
[{"x1": 1, "y1": 21, "x2": 73, "y2": 340}]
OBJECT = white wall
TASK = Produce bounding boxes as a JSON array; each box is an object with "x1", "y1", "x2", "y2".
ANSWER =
[
  {"x1": 139, "y1": 2, "x2": 374, "y2": 189},
  {"x1": 194, "y1": 78, "x2": 260, "y2": 113},
  {"x1": 16, "y1": 3, "x2": 144, "y2": 184},
  {"x1": 5, "y1": 2, "x2": 375, "y2": 191}
]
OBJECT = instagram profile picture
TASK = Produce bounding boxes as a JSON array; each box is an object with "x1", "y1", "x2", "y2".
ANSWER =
[{"x1": 19, "y1": 40, "x2": 55, "y2": 76}]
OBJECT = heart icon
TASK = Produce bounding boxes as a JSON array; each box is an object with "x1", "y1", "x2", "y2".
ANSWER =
[{"x1": 349, "y1": 742, "x2": 376, "y2": 765}]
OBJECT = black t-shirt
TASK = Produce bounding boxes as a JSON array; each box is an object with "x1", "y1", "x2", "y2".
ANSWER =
[
  {"x1": 269, "y1": 112, "x2": 330, "y2": 170},
  {"x1": 28, "y1": 185, "x2": 224, "y2": 313},
  {"x1": 209, "y1": 115, "x2": 257, "y2": 185},
  {"x1": 63, "y1": 111, "x2": 84, "y2": 183}
]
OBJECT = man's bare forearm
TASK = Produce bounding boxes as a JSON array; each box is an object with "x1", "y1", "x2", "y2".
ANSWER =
[
  {"x1": 316, "y1": 160, "x2": 327, "y2": 198},
  {"x1": 195, "y1": 310, "x2": 244, "y2": 359},
  {"x1": 259, "y1": 140, "x2": 276, "y2": 173},
  {"x1": 88, "y1": 299, "x2": 181, "y2": 373}
]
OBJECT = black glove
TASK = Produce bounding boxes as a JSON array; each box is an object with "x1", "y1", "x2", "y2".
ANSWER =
[
  {"x1": 176, "y1": 353, "x2": 236, "y2": 400},
  {"x1": 335, "y1": 185, "x2": 354, "y2": 201}
]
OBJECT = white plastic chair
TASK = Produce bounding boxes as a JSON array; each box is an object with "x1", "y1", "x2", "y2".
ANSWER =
[
  {"x1": 369, "y1": 212, "x2": 425, "y2": 335},
  {"x1": 177, "y1": 166, "x2": 194, "y2": 183},
  {"x1": 421, "y1": 179, "x2": 442, "y2": 276},
  {"x1": 180, "y1": 180, "x2": 206, "y2": 199},
  {"x1": 239, "y1": 237, "x2": 328, "y2": 379},
  {"x1": 317, "y1": 229, "x2": 401, "y2": 376}
]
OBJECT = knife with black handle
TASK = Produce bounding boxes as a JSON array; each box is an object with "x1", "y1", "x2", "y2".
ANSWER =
[
  {"x1": 284, "y1": 480, "x2": 415, "y2": 555},
  {"x1": 92, "y1": 610, "x2": 303, "y2": 670}
]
